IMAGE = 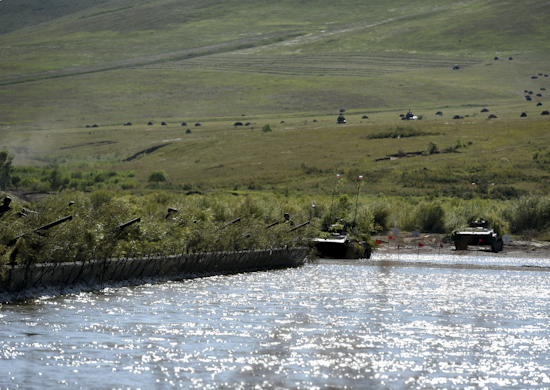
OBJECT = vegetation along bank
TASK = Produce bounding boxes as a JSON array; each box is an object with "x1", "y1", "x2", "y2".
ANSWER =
[{"x1": 2, "y1": 189, "x2": 550, "y2": 268}]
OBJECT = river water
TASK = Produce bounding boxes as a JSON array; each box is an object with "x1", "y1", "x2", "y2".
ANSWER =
[{"x1": 2, "y1": 254, "x2": 550, "y2": 389}]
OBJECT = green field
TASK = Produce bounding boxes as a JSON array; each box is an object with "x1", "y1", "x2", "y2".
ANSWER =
[
  {"x1": 3, "y1": 115, "x2": 550, "y2": 199},
  {"x1": 1, "y1": 0, "x2": 550, "y2": 197}
]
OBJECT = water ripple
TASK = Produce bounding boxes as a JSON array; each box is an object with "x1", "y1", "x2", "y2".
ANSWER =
[{"x1": 1, "y1": 259, "x2": 550, "y2": 389}]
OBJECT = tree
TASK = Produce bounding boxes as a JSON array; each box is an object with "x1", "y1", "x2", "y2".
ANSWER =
[
  {"x1": 11, "y1": 175, "x2": 21, "y2": 190},
  {"x1": 148, "y1": 170, "x2": 168, "y2": 185},
  {"x1": 262, "y1": 124, "x2": 273, "y2": 133},
  {"x1": 0, "y1": 149, "x2": 13, "y2": 190},
  {"x1": 49, "y1": 168, "x2": 63, "y2": 191}
]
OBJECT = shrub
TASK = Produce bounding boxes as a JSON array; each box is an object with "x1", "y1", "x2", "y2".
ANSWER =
[
  {"x1": 414, "y1": 201, "x2": 445, "y2": 232},
  {"x1": 443, "y1": 145, "x2": 456, "y2": 153},
  {"x1": 148, "y1": 170, "x2": 168, "y2": 184},
  {"x1": 90, "y1": 190, "x2": 115, "y2": 210},
  {"x1": 392, "y1": 206, "x2": 417, "y2": 232},
  {"x1": 0, "y1": 149, "x2": 13, "y2": 190},
  {"x1": 368, "y1": 201, "x2": 391, "y2": 231},
  {"x1": 49, "y1": 169, "x2": 65, "y2": 190},
  {"x1": 19, "y1": 177, "x2": 49, "y2": 192},
  {"x1": 427, "y1": 142, "x2": 439, "y2": 155},
  {"x1": 121, "y1": 178, "x2": 138, "y2": 190},
  {"x1": 502, "y1": 196, "x2": 550, "y2": 234}
]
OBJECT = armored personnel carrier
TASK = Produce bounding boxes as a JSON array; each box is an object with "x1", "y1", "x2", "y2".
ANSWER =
[
  {"x1": 452, "y1": 218, "x2": 503, "y2": 252},
  {"x1": 312, "y1": 223, "x2": 371, "y2": 259}
]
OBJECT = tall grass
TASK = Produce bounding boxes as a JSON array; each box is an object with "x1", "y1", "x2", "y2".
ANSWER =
[
  {"x1": 0, "y1": 191, "x2": 325, "y2": 265},
  {"x1": 414, "y1": 201, "x2": 445, "y2": 233},
  {"x1": 3, "y1": 190, "x2": 550, "y2": 266},
  {"x1": 502, "y1": 196, "x2": 550, "y2": 236},
  {"x1": 12, "y1": 166, "x2": 137, "y2": 192}
]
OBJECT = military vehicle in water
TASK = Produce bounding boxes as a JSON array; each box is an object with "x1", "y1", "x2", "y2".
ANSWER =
[
  {"x1": 312, "y1": 223, "x2": 371, "y2": 259},
  {"x1": 452, "y1": 218, "x2": 503, "y2": 252}
]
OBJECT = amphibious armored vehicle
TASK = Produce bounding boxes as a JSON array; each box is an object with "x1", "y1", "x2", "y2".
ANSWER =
[
  {"x1": 312, "y1": 234, "x2": 371, "y2": 259},
  {"x1": 452, "y1": 219, "x2": 503, "y2": 252},
  {"x1": 312, "y1": 223, "x2": 371, "y2": 259}
]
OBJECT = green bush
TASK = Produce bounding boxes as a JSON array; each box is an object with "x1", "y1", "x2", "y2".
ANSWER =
[
  {"x1": 148, "y1": 170, "x2": 168, "y2": 185},
  {"x1": 502, "y1": 196, "x2": 550, "y2": 234},
  {"x1": 427, "y1": 142, "x2": 439, "y2": 155},
  {"x1": 11, "y1": 167, "x2": 137, "y2": 192},
  {"x1": 90, "y1": 190, "x2": 116, "y2": 210},
  {"x1": 0, "y1": 149, "x2": 13, "y2": 190},
  {"x1": 368, "y1": 200, "x2": 391, "y2": 231},
  {"x1": 19, "y1": 177, "x2": 50, "y2": 192},
  {"x1": 121, "y1": 178, "x2": 138, "y2": 189},
  {"x1": 7, "y1": 190, "x2": 550, "y2": 265},
  {"x1": 414, "y1": 201, "x2": 445, "y2": 232}
]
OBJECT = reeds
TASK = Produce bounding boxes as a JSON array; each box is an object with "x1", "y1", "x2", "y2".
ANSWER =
[{"x1": 3, "y1": 190, "x2": 550, "y2": 266}]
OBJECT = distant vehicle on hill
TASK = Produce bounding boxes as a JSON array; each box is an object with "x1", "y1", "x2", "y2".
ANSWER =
[
  {"x1": 402, "y1": 110, "x2": 418, "y2": 120},
  {"x1": 337, "y1": 113, "x2": 346, "y2": 124}
]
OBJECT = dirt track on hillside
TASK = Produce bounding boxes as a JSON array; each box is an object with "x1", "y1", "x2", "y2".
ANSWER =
[{"x1": 0, "y1": 32, "x2": 295, "y2": 85}]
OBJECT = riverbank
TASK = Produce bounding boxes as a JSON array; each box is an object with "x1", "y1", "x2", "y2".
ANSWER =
[
  {"x1": 311, "y1": 234, "x2": 550, "y2": 272},
  {"x1": 372, "y1": 233, "x2": 550, "y2": 258},
  {"x1": 0, "y1": 247, "x2": 307, "y2": 303}
]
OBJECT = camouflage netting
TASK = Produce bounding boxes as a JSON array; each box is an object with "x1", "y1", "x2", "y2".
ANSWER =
[{"x1": 0, "y1": 247, "x2": 307, "y2": 303}]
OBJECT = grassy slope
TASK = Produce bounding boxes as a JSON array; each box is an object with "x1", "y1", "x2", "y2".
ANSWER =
[
  {"x1": 3, "y1": 115, "x2": 550, "y2": 197},
  {"x1": 0, "y1": 0, "x2": 549, "y2": 196},
  {"x1": 0, "y1": 0, "x2": 113, "y2": 34},
  {"x1": 0, "y1": 1, "x2": 548, "y2": 125}
]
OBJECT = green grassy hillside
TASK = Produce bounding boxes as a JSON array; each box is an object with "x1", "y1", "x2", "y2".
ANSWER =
[
  {"x1": 0, "y1": 0, "x2": 113, "y2": 35},
  {"x1": 1, "y1": 0, "x2": 548, "y2": 125},
  {"x1": 0, "y1": 0, "x2": 549, "y2": 198},
  {"x1": 3, "y1": 115, "x2": 550, "y2": 198}
]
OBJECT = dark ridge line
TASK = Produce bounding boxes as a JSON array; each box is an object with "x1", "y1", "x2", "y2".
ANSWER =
[
  {"x1": 123, "y1": 143, "x2": 170, "y2": 162},
  {"x1": 59, "y1": 140, "x2": 116, "y2": 150},
  {"x1": 180, "y1": 55, "x2": 482, "y2": 65},
  {"x1": 152, "y1": 67, "x2": 393, "y2": 77}
]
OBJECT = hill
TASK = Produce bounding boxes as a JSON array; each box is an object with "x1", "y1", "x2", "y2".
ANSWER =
[
  {"x1": 0, "y1": 0, "x2": 113, "y2": 35},
  {"x1": 3, "y1": 115, "x2": 550, "y2": 198},
  {"x1": 0, "y1": 0, "x2": 549, "y2": 197},
  {"x1": 1, "y1": 0, "x2": 549, "y2": 125}
]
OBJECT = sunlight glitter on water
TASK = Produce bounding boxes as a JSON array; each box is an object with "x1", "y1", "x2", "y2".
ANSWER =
[
  {"x1": 2, "y1": 260, "x2": 550, "y2": 389},
  {"x1": 372, "y1": 251, "x2": 550, "y2": 267}
]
